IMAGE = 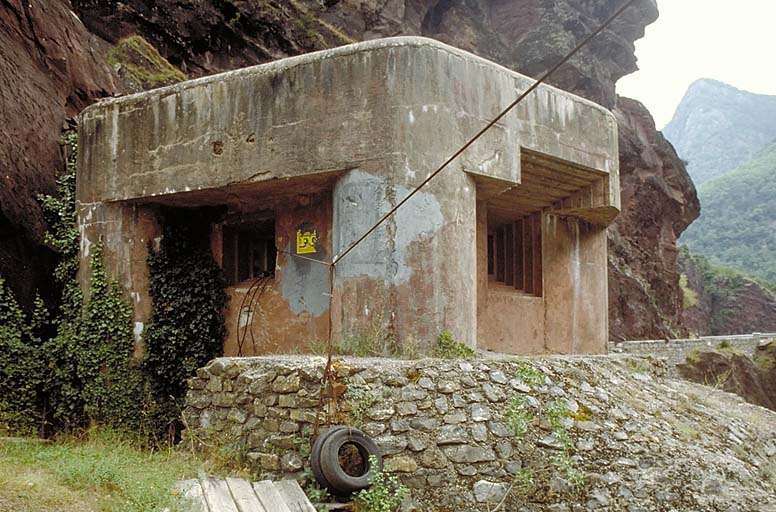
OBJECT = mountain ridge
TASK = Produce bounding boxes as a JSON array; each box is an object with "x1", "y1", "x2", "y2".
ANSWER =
[{"x1": 663, "y1": 78, "x2": 776, "y2": 186}]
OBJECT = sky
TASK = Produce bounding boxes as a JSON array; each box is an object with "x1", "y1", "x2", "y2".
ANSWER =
[{"x1": 616, "y1": 0, "x2": 776, "y2": 129}]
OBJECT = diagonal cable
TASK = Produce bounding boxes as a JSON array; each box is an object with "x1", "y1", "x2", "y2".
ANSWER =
[{"x1": 332, "y1": 0, "x2": 639, "y2": 266}]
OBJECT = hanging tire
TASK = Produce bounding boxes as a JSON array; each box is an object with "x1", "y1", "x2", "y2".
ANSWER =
[{"x1": 310, "y1": 425, "x2": 382, "y2": 496}]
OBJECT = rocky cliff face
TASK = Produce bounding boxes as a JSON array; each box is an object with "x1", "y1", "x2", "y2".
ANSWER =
[
  {"x1": 679, "y1": 251, "x2": 776, "y2": 336},
  {"x1": 2, "y1": 0, "x2": 696, "y2": 341},
  {"x1": 0, "y1": 0, "x2": 120, "y2": 309},
  {"x1": 608, "y1": 98, "x2": 700, "y2": 340}
]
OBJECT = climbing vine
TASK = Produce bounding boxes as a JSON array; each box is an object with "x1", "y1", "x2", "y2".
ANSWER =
[
  {"x1": 143, "y1": 209, "x2": 228, "y2": 438},
  {"x1": 0, "y1": 131, "x2": 144, "y2": 435},
  {"x1": 1, "y1": 130, "x2": 229, "y2": 441},
  {"x1": 0, "y1": 280, "x2": 47, "y2": 433},
  {"x1": 44, "y1": 243, "x2": 144, "y2": 431}
]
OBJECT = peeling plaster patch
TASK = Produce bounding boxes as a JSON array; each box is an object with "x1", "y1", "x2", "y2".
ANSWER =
[
  {"x1": 280, "y1": 241, "x2": 330, "y2": 317},
  {"x1": 569, "y1": 218, "x2": 581, "y2": 353},
  {"x1": 334, "y1": 170, "x2": 392, "y2": 280},
  {"x1": 133, "y1": 322, "x2": 144, "y2": 343},
  {"x1": 393, "y1": 185, "x2": 444, "y2": 284},
  {"x1": 78, "y1": 204, "x2": 96, "y2": 258},
  {"x1": 477, "y1": 150, "x2": 502, "y2": 174},
  {"x1": 238, "y1": 308, "x2": 254, "y2": 328}
]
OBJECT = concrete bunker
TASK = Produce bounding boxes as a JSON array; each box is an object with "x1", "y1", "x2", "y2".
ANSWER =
[{"x1": 76, "y1": 37, "x2": 620, "y2": 356}]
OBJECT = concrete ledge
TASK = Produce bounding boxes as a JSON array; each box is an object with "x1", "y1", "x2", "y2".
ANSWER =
[{"x1": 77, "y1": 36, "x2": 619, "y2": 207}]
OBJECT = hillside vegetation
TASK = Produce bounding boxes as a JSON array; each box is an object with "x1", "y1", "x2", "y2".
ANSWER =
[
  {"x1": 664, "y1": 79, "x2": 776, "y2": 186},
  {"x1": 682, "y1": 141, "x2": 776, "y2": 285}
]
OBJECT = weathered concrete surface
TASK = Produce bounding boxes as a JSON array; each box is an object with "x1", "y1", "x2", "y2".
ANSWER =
[
  {"x1": 77, "y1": 37, "x2": 620, "y2": 354},
  {"x1": 78, "y1": 37, "x2": 618, "y2": 205}
]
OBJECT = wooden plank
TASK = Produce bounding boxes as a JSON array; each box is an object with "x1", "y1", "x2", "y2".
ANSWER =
[
  {"x1": 514, "y1": 181, "x2": 574, "y2": 199},
  {"x1": 227, "y1": 477, "x2": 267, "y2": 512},
  {"x1": 514, "y1": 220, "x2": 524, "y2": 290},
  {"x1": 520, "y1": 162, "x2": 593, "y2": 187},
  {"x1": 523, "y1": 217, "x2": 534, "y2": 294},
  {"x1": 521, "y1": 149, "x2": 607, "y2": 180},
  {"x1": 174, "y1": 479, "x2": 209, "y2": 512},
  {"x1": 532, "y1": 213, "x2": 543, "y2": 297},
  {"x1": 504, "y1": 224, "x2": 514, "y2": 286},
  {"x1": 487, "y1": 234, "x2": 494, "y2": 275},
  {"x1": 521, "y1": 167, "x2": 580, "y2": 192},
  {"x1": 495, "y1": 227, "x2": 505, "y2": 283},
  {"x1": 489, "y1": 189, "x2": 551, "y2": 210},
  {"x1": 201, "y1": 478, "x2": 240, "y2": 512},
  {"x1": 274, "y1": 480, "x2": 317, "y2": 512},
  {"x1": 253, "y1": 480, "x2": 293, "y2": 512}
]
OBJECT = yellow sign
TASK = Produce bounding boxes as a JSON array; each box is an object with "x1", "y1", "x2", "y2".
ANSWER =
[{"x1": 296, "y1": 228, "x2": 318, "y2": 254}]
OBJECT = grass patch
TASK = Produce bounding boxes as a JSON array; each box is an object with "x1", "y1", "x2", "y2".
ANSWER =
[{"x1": 0, "y1": 429, "x2": 204, "y2": 512}]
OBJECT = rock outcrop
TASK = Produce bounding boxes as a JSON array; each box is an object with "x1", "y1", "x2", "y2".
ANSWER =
[
  {"x1": 679, "y1": 251, "x2": 776, "y2": 336},
  {"x1": 3, "y1": 0, "x2": 697, "y2": 341},
  {"x1": 608, "y1": 98, "x2": 700, "y2": 340},
  {"x1": 0, "y1": 0, "x2": 120, "y2": 308},
  {"x1": 677, "y1": 342, "x2": 776, "y2": 412}
]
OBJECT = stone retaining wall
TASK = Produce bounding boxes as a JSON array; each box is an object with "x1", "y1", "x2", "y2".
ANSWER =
[
  {"x1": 183, "y1": 355, "x2": 669, "y2": 510},
  {"x1": 607, "y1": 333, "x2": 775, "y2": 377},
  {"x1": 182, "y1": 355, "x2": 776, "y2": 511}
]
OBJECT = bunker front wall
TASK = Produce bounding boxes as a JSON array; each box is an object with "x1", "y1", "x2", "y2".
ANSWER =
[
  {"x1": 476, "y1": 205, "x2": 608, "y2": 355},
  {"x1": 76, "y1": 37, "x2": 618, "y2": 354},
  {"x1": 219, "y1": 190, "x2": 333, "y2": 356}
]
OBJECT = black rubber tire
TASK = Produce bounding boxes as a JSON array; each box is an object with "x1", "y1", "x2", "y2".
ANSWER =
[
  {"x1": 318, "y1": 427, "x2": 382, "y2": 495},
  {"x1": 310, "y1": 425, "x2": 349, "y2": 492}
]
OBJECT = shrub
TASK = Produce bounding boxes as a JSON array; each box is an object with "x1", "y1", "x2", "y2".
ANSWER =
[{"x1": 353, "y1": 455, "x2": 408, "y2": 512}]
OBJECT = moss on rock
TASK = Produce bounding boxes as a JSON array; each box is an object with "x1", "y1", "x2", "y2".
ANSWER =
[{"x1": 107, "y1": 35, "x2": 186, "y2": 92}]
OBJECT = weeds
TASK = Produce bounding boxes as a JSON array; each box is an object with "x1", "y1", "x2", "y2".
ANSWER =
[
  {"x1": 353, "y1": 455, "x2": 407, "y2": 512},
  {"x1": 343, "y1": 383, "x2": 379, "y2": 428},
  {"x1": 514, "y1": 363, "x2": 546, "y2": 387},
  {"x1": 436, "y1": 331, "x2": 476, "y2": 359},
  {"x1": 503, "y1": 396, "x2": 533, "y2": 438}
]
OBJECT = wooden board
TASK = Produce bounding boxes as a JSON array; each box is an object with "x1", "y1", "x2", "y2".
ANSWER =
[
  {"x1": 274, "y1": 480, "x2": 317, "y2": 512},
  {"x1": 253, "y1": 480, "x2": 293, "y2": 512},
  {"x1": 227, "y1": 477, "x2": 268, "y2": 512},
  {"x1": 201, "y1": 478, "x2": 240, "y2": 512}
]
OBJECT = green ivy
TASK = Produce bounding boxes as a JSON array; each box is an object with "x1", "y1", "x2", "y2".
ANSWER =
[
  {"x1": 1, "y1": 131, "x2": 144, "y2": 436},
  {"x1": 0, "y1": 280, "x2": 47, "y2": 433},
  {"x1": 2, "y1": 130, "x2": 228, "y2": 442},
  {"x1": 142, "y1": 209, "x2": 228, "y2": 438},
  {"x1": 45, "y1": 243, "x2": 143, "y2": 431}
]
